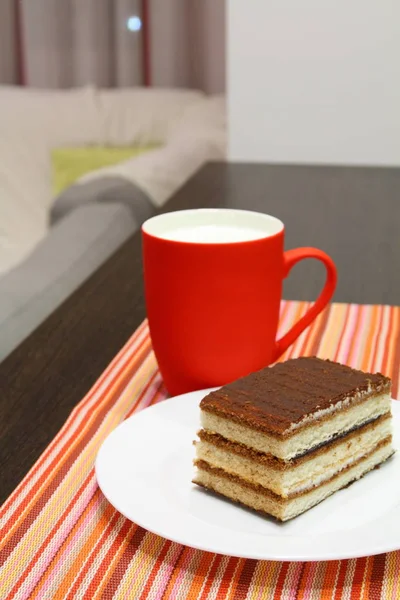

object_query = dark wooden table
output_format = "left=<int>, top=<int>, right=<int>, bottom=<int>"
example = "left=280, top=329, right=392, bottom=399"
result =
left=1, top=162, right=400, bottom=502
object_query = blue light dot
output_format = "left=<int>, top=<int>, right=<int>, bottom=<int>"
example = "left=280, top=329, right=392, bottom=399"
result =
left=127, top=16, right=142, bottom=32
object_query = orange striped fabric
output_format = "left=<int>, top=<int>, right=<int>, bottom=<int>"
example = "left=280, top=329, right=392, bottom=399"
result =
left=1, top=301, right=399, bottom=600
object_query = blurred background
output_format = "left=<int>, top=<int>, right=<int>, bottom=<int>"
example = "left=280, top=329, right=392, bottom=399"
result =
left=0, top=0, right=225, bottom=92
left=0, top=0, right=399, bottom=360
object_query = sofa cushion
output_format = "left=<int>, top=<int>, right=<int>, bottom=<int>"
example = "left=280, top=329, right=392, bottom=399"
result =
left=0, top=203, right=143, bottom=361
left=75, top=96, right=227, bottom=208
left=51, top=176, right=154, bottom=225
left=0, top=86, right=210, bottom=274
left=52, top=145, right=158, bottom=195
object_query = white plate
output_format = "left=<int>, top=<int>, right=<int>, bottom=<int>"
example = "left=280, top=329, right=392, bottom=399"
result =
left=95, top=391, right=400, bottom=561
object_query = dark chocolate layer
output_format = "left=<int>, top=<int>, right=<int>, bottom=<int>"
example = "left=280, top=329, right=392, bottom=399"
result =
left=197, top=413, right=392, bottom=469
left=200, top=357, right=391, bottom=436
left=194, top=436, right=393, bottom=500
left=194, top=446, right=394, bottom=521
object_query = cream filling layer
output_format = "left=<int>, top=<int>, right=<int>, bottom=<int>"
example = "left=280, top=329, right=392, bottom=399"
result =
left=195, top=417, right=392, bottom=496
left=200, top=393, right=392, bottom=460
left=287, top=383, right=390, bottom=430
left=193, top=442, right=394, bottom=521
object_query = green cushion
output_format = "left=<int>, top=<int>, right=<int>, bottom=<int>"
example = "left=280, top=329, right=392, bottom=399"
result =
left=52, top=146, right=156, bottom=195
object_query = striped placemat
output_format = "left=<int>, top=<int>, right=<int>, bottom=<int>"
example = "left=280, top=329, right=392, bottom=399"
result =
left=1, top=301, right=399, bottom=600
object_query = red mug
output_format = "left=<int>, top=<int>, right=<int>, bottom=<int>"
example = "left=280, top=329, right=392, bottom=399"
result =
left=142, top=209, right=337, bottom=395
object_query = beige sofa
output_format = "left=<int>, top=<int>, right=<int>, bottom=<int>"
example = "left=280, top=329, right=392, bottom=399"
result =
left=0, top=87, right=226, bottom=359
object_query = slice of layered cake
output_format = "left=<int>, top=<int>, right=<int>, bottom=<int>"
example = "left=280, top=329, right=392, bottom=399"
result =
left=193, top=357, right=394, bottom=521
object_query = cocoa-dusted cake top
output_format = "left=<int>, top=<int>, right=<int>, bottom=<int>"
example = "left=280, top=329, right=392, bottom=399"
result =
left=200, top=357, right=391, bottom=436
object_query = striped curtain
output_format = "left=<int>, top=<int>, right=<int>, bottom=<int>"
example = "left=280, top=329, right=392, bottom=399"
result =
left=148, top=0, right=226, bottom=93
left=0, top=0, right=226, bottom=92
left=0, top=0, right=20, bottom=84
left=3, top=0, right=144, bottom=88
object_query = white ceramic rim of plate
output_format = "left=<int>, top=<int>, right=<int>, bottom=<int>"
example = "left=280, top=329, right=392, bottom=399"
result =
left=95, top=391, right=400, bottom=562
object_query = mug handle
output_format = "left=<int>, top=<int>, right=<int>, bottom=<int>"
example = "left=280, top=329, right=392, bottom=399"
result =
left=273, top=247, right=337, bottom=361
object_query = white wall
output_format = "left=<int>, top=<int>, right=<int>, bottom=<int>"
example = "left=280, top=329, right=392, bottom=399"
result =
left=228, top=1, right=400, bottom=165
